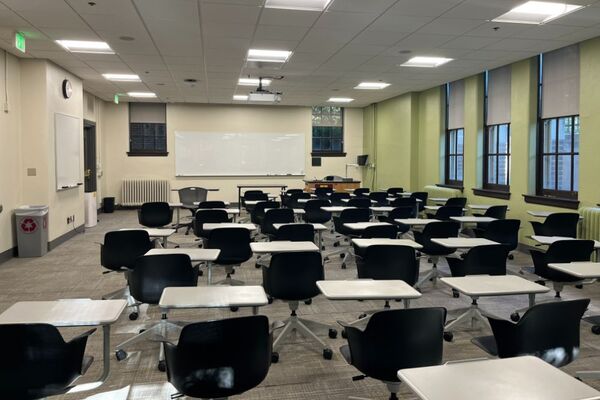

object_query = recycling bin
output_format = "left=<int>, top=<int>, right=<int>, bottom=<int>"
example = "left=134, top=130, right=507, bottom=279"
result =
left=15, top=205, right=49, bottom=257
left=103, top=197, right=115, bottom=213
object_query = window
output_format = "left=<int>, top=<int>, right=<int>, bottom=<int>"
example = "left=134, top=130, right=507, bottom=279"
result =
left=128, top=103, right=167, bottom=156
left=312, top=106, right=344, bottom=155
left=483, top=66, right=511, bottom=191
left=445, top=80, right=465, bottom=186
left=536, top=45, right=580, bottom=199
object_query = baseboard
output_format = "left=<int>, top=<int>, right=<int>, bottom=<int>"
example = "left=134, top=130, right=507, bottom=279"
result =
left=48, top=224, right=85, bottom=251
left=0, top=246, right=17, bottom=265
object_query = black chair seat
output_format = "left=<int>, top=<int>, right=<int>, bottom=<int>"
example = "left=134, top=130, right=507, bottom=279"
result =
left=471, top=335, right=498, bottom=356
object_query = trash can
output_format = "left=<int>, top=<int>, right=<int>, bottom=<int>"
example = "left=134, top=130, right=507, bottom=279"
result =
left=15, top=205, right=49, bottom=257
left=103, top=197, right=115, bottom=213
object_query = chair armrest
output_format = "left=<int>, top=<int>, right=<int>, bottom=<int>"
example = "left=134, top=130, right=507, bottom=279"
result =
left=337, top=320, right=367, bottom=332
left=68, top=328, right=97, bottom=344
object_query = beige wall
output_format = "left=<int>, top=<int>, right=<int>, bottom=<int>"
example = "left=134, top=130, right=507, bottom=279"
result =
left=101, top=103, right=364, bottom=203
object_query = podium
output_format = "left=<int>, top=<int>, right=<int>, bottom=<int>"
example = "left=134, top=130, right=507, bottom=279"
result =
left=303, top=179, right=361, bottom=192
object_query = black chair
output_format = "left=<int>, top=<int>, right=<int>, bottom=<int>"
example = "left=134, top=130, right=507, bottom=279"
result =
left=138, top=202, right=173, bottom=228
left=467, top=205, right=508, bottom=235
left=206, top=227, right=253, bottom=285
left=411, top=191, right=428, bottom=212
left=530, top=212, right=580, bottom=238
left=263, top=251, right=336, bottom=362
left=261, top=208, right=295, bottom=238
left=315, top=187, right=333, bottom=199
left=328, top=208, right=371, bottom=268
left=329, top=192, right=351, bottom=206
left=413, top=221, right=460, bottom=289
left=445, top=197, right=467, bottom=208
left=390, top=197, right=417, bottom=208
left=472, top=299, right=589, bottom=368
left=242, top=191, right=268, bottom=214
left=426, top=205, right=464, bottom=220
left=115, top=254, right=198, bottom=371
left=386, top=187, right=404, bottom=197
left=289, top=192, right=312, bottom=209
left=303, top=199, right=332, bottom=224
left=530, top=240, right=594, bottom=298
left=369, top=191, right=389, bottom=206
left=282, top=189, right=303, bottom=207
left=354, top=187, right=370, bottom=196
left=100, top=230, right=154, bottom=320
left=193, top=209, right=230, bottom=240
left=250, top=201, right=279, bottom=226
left=348, top=198, right=372, bottom=208
left=378, top=207, right=416, bottom=235
left=340, top=308, right=447, bottom=400
left=0, top=323, right=96, bottom=399
left=474, top=219, right=521, bottom=257
left=178, top=187, right=208, bottom=234
left=163, top=316, right=272, bottom=399
left=274, top=223, right=315, bottom=242
left=197, top=200, right=226, bottom=209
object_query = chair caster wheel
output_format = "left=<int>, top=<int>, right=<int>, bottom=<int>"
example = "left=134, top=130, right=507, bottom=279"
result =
left=510, top=313, right=520, bottom=322
left=268, top=296, right=274, bottom=304
left=428, top=258, right=432, bottom=263
left=322, top=246, right=326, bottom=250
left=271, top=352, right=279, bottom=363
left=329, top=328, right=338, bottom=339
left=158, top=360, right=166, bottom=372
left=323, top=348, right=333, bottom=360
left=592, top=325, right=600, bottom=335
left=508, top=254, right=514, bottom=260
left=304, top=299, right=312, bottom=305
left=452, top=289, right=460, bottom=298
left=198, top=270, right=203, bottom=276
left=443, top=332, right=453, bottom=342
left=341, top=329, right=347, bottom=339
left=358, top=313, right=368, bottom=319
left=255, top=263, right=261, bottom=269
left=129, top=312, right=139, bottom=321
left=341, top=263, right=346, bottom=269
left=230, top=306, right=239, bottom=312
left=139, top=329, right=146, bottom=333
left=324, top=256, right=330, bottom=262
left=576, top=284, right=583, bottom=289
left=115, top=349, right=127, bottom=361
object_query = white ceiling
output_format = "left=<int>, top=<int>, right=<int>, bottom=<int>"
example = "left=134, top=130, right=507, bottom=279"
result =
left=1, top=0, right=600, bottom=107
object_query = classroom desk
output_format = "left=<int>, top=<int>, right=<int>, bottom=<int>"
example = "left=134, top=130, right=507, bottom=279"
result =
left=145, top=248, right=221, bottom=284
left=394, top=218, right=439, bottom=227
left=238, top=184, right=288, bottom=208
left=273, top=223, right=328, bottom=246
left=344, top=222, right=392, bottom=232
left=120, top=228, right=175, bottom=246
left=342, top=198, right=377, bottom=204
left=431, top=237, right=498, bottom=249
left=429, top=197, right=448, bottom=204
left=397, top=356, right=600, bottom=400
left=317, top=279, right=422, bottom=309
left=250, top=241, right=319, bottom=254
left=424, top=205, right=468, bottom=212
left=169, top=202, right=233, bottom=228
left=468, top=204, right=510, bottom=211
left=201, top=223, right=257, bottom=232
left=440, top=275, right=549, bottom=331
left=351, top=238, right=422, bottom=250
left=321, top=206, right=356, bottom=216
left=0, top=299, right=127, bottom=389
left=531, top=235, right=600, bottom=258
left=450, top=216, right=496, bottom=230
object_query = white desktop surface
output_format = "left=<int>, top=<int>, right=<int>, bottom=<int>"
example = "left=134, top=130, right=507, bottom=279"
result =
left=321, top=206, right=355, bottom=212
left=273, top=223, right=328, bottom=231
left=394, top=218, right=439, bottom=226
left=265, top=208, right=305, bottom=214
left=170, top=202, right=230, bottom=207
left=398, top=356, right=600, bottom=400
left=370, top=206, right=395, bottom=212
left=342, top=198, right=377, bottom=204
left=120, top=228, right=175, bottom=238
left=145, top=248, right=220, bottom=261
left=440, top=275, right=549, bottom=297
left=196, top=208, right=240, bottom=214
left=431, top=238, right=498, bottom=248
left=317, top=280, right=421, bottom=301
left=160, top=286, right=268, bottom=309
left=202, top=223, right=257, bottom=231
left=250, top=241, right=319, bottom=254
left=531, top=235, right=600, bottom=248
left=429, top=197, right=448, bottom=203
left=450, top=216, right=496, bottom=223
left=0, top=299, right=127, bottom=326
left=527, top=210, right=554, bottom=217
left=352, top=238, right=422, bottom=249
left=344, top=222, right=392, bottom=231
left=548, top=262, right=600, bottom=279
left=468, top=204, right=509, bottom=211
left=424, top=206, right=468, bottom=211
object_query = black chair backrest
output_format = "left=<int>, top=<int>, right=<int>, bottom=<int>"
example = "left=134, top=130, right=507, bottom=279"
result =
left=315, top=187, right=333, bottom=198
left=274, top=224, right=315, bottom=242
left=197, top=201, right=226, bottom=209
left=387, top=187, right=404, bottom=196
left=303, top=199, right=332, bottom=223
left=194, top=209, right=230, bottom=237
left=129, top=254, right=197, bottom=304
left=251, top=201, right=280, bottom=224
left=445, top=197, right=467, bottom=208
left=545, top=240, right=594, bottom=265
left=484, top=205, right=508, bottom=219
left=390, top=197, right=417, bottom=208
left=0, top=323, right=89, bottom=399
left=329, top=192, right=351, bottom=206
left=539, top=213, right=580, bottom=238
left=285, top=189, right=304, bottom=196
left=354, top=188, right=370, bottom=196
left=345, top=308, right=446, bottom=382
left=434, top=205, right=464, bottom=220
left=368, top=192, right=388, bottom=205
left=139, top=202, right=172, bottom=227
left=289, top=193, right=311, bottom=208
left=489, top=299, right=589, bottom=367
left=179, top=187, right=208, bottom=204
left=358, top=245, right=419, bottom=284
left=165, top=315, right=271, bottom=399
left=482, top=219, right=520, bottom=251
left=262, top=208, right=295, bottom=235
left=101, top=230, right=153, bottom=271
left=207, top=227, right=253, bottom=265
left=348, top=198, right=371, bottom=208
left=243, top=192, right=268, bottom=202
left=416, top=222, right=460, bottom=254
left=263, top=251, right=323, bottom=301
left=461, top=244, right=509, bottom=276
left=411, top=192, right=428, bottom=211
left=361, top=224, right=398, bottom=239
left=388, top=206, right=416, bottom=220
left=337, top=208, right=371, bottom=224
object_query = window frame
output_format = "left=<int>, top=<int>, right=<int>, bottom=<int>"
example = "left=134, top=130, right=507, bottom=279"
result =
left=311, top=106, right=346, bottom=157
left=483, top=124, right=511, bottom=191
left=445, top=127, right=464, bottom=187
left=127, top=103, right=168, bottom=157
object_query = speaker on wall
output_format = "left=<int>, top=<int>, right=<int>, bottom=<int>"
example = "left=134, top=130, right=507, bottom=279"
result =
left=312, top=157, right=322, bottom=167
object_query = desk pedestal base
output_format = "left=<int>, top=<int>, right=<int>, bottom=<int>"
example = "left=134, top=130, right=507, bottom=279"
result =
left=445, top=299, right=489, bottom=331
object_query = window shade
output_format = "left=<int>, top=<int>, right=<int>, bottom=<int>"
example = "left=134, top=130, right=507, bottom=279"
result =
left=542, top=44, right=579, bottom=119
left=129, top=103, right=166, bottom=124
left=487, top=66, right=511, bottom=125
left=447, top=80, right=465, bottom=130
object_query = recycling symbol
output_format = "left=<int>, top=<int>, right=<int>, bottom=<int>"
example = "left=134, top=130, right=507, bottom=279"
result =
left=20, top=218, right=37, bottom=233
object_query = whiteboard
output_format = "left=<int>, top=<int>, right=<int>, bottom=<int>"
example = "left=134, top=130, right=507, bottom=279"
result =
left=54, top=113, right=82, bottom=190
left=175, top=131, right=306, bottom=176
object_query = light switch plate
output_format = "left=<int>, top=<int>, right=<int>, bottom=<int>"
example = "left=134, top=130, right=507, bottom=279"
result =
left=27, top=168, right=36, bottom=176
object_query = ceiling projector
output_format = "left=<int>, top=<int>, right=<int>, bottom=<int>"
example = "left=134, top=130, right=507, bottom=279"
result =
left=249, top=77, right=282, bottom=103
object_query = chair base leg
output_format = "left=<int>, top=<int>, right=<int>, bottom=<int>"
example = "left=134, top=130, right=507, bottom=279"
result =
left=415, top=259, right=445, bottom=290
left=444, top=300, right=489, bottom=331
left=273, top=315, right=332, bottom=354
left=115, top=319, right=184, bottom=367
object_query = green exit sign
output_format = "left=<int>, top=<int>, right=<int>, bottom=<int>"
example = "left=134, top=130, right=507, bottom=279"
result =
left=14, top=32, right=25, bottom=53
left=114, top=94, right=119, bottom=104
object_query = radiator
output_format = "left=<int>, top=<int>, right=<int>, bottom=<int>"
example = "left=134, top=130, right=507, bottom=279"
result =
left=580, top=207, right=600, bottom=241
left=121, top=179, right=170, bottom=206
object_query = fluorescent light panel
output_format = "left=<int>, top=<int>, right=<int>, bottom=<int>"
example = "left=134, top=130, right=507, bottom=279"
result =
left=492, top=1, right=584, bottom=24
left=400, top=56, right=453, bottom=68
left=56, top=40, right=114, bottom=54
left=247, top=49, right=292, bottom=63
left=238, top=78, right=272, bottom=86
left=127, top=92, right=156, bottom=98
left=103, top=73, right=141, bottom=82
left=264, top=0, right=332, bottom=11
left=233, top=95, right=249, bottom=101
left=355, top=82, right=390, bottom=90
left=328, top=97, right=354, bottom=103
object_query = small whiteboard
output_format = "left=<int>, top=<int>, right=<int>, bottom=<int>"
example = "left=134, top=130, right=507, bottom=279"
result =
left=54, top=113, right=82, bottom=190
left=175, top=131, right=306, bottom=176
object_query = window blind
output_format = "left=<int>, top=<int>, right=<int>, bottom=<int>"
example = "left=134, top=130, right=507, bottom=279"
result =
left=487, top=65, right=511, bottom=125
left=542, top=44, right=579, bottom=119
left=447, top=80, right=465, bottom=130
left=129, top=103, right=166, bottom=124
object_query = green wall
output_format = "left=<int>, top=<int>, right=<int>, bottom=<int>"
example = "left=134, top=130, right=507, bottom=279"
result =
left=363, top=36, right=600, bottom=244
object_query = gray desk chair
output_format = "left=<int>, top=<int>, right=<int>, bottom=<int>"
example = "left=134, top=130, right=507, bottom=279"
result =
left=178, top=187, right=208, bottom=234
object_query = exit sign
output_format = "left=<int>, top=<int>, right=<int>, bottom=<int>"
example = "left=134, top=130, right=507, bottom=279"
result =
left=14, top=32, right=25, bottom=53
left=114, top=94, right=119, bottom=104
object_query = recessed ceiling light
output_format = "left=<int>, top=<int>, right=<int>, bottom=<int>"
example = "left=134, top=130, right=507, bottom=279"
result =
left=492, top=1, right=584, bottom=25
left=102, top=73, right=141, bottom=82
left=328, top=97, right=354, bottom=103
left=56, top=40, right=114, bottom=54
left=264, top=0, right=332, bottom=11
left=400, top=56, right=453, bottom=68
left=233, top=95, right=249, bottom=101
left=354, top=82, right=390, bottom=90
left=247, top=49, right=292, bottom=63
left=238, top=78, right=272, bottom=86
left=127, top=92, right=156, bottom=98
